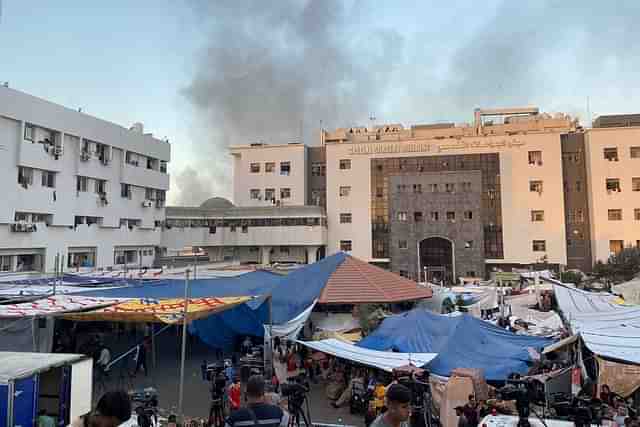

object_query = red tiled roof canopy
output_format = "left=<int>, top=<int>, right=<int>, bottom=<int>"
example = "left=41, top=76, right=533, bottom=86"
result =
left=318, top=255, right=432, bottom=304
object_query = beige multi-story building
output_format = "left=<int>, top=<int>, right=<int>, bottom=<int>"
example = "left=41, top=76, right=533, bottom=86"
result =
left=162, top=108, right=640, bottom=282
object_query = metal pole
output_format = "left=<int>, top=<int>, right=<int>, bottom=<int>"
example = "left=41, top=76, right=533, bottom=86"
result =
left=178, top=269, right=190, bottom=423
left=53, top=253, right=58, bottom=296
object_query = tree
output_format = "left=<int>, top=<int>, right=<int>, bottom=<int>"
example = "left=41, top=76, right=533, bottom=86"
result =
left=593, top=247, right=640, bottom=283
left=560, top=271, right=583, bottom=286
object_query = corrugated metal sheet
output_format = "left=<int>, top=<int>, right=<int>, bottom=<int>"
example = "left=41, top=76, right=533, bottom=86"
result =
left=319, top=256, right=432, bottom=304
left=0, top=352, right=84, bottom=383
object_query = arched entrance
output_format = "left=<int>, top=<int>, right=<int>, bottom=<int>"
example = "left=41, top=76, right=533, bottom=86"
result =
left=419, top=237, right=454, bottom=284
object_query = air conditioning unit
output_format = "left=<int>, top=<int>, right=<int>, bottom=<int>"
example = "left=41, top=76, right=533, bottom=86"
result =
left=80, top=151, right=91, bottom=161
left=142, top=200, right=152, bottom=208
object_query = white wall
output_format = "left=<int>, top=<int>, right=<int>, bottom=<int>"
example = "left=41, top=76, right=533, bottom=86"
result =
left=0, top=88, right=170, bottom=272
left=324, top=132, right=568, bottom=265
left=161, top=225, right=327, bottom=250
left=231, top=144, right=307, bottom=207
left=585, top=127, right=640, bottom=263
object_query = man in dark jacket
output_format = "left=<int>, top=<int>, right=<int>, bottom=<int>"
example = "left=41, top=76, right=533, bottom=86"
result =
left=225, top=375, right=288, bottom=427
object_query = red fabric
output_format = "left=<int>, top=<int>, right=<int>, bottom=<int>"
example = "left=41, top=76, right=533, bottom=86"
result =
left=287, top=355, right=297, bottom=372
left=229, top=383, right=241, bottom=410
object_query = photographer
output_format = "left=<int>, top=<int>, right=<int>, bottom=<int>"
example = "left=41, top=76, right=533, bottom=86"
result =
left=370, top=384, right=412, bottom=427
left=225, top=375, right=289, bottom=427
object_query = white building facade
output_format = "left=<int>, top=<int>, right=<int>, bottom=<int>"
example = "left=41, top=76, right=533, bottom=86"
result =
left=0, top=86, right=170, bottom=273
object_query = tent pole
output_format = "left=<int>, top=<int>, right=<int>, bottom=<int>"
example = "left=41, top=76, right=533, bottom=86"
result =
left=178, top=269, right=190, bottom=424
left=267, top=294, right=273, bottom=379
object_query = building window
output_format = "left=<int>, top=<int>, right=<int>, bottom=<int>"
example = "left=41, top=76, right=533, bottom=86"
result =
left=209, top=226, right=216, bottom=234
left=280, top=188, right=291, bottom=199
left=532, top=240, right=546, bottom=252
left=398, top=240, right=408, bottom=250
left=280, top=161, right=291, bottom=176
left=633, top=178, right=640, bottom=192
left=430, top=211, right=439, bottom=221
left=429, top=183, right=438, bottom=193
left=340, top=240, right=352, bottom=252
left=463, top=210, right=473, bottom=220
left=242, top=225, right=248, bottom=233
left=529, top=180, right=543, bottom=193
left=413, top=184, right=422, bottom=194
left=397, top=211, right=407, bottom=222
left=396, top=184, right=407, bottom=193
left=250, top=163, right=260, bottom=173
left=461, top=182, right=472, bottom=192
left=376, top=187, right=384, bottom=198
left=531, top=210, right=545, bottom=222
left=446, top=211, right=456, bottom=221
left=399, top=270, right=409, bottom=278
left=18, top=167, right=34, bottom=186
left=606, top=178, right=621, bottom=193
left=250, top=189, right=261, bottom=200
left=280, top=246, right=290, bottom=255
left=125, top=152, right=139, bottom=166
left=311, top=162, right=326, bottom=177
left=41, top=171, right=55, bottom=188
left=635, top=209, right=640, bottom=221
left=339, top=159, right=351, bottom=170
left=339, top=186, right=351, bottom=197
left=24, top=123, right=35, bottom=141
left=608, top=209, right=623, bottom=221
left=464, top=241, right=473, bottom=249
left=631, top=147, right=640, bottom=159
left=340, top=213, right=352, bottom=224
left=575, top=180, right=582, bottom=192
left=610, top=240, right=624, bottom=256
left=445, top=183, right=455, bottom=193
left=120, top=183, right=132, bottom=199
left=94, top=179, right=106, bottom=195
left=77, top=176, right=88, bottom=192
left=466, top=271, right=477, bottom=278
left=265, top=188, right=275, bottom=201
left=528, top=151, right=543, bottom=165
left=230, top=224, right=237, bottom=232
left=414, top=211, right=423, bottom=222
left=604, top=147, right=619, bottom=161
left=265, top=162, right=275, bottom=173
left=145, top=188, right=155, bottom=200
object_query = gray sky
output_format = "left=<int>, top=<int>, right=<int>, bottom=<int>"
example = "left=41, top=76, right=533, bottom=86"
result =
left=2, top=1, right=640, bottom=205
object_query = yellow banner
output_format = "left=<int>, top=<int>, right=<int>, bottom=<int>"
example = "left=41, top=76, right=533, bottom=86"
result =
left=64, top=296, right=252, bottom=324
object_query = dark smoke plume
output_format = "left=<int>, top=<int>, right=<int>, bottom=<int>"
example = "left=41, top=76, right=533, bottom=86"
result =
left=176, top=0, right=640, bottom=204
left=176, top=0, right=402, bottom=204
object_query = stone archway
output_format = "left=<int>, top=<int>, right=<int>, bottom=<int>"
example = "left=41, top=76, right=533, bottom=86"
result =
left=419, top=237, right=454, bottom=284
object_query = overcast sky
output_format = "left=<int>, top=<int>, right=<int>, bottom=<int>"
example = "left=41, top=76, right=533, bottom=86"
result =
left=2, top=1, right=640, bottom=205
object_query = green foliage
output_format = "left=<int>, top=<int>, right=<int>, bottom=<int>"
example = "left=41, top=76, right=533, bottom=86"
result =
left=560, top=271, right=583, bottom=285
left=593, top=247, right=640, bottom=283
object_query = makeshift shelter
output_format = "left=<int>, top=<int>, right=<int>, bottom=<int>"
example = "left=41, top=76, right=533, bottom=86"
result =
left=553, top=283, right=640, bottom=365
left=357, top=309, right=552, bottom=381
left=613, top=276, right=640, bottom=305
left=297, top=338, right=437, bottom=372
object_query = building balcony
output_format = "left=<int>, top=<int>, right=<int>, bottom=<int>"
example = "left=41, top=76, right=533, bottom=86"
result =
left=18, top=141, right=64, bottom=172
left=122, top=163, right=170, bottom=191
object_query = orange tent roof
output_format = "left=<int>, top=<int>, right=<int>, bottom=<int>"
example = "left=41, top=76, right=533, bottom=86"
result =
left=318, top=255, right=432, bottom=304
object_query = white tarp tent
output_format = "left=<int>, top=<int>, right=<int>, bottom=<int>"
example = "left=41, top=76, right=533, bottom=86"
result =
left=297, top=338, right=437, bottom=372
left=553, top=283, right=640, bottom=364
left=613, top=277, right=640, bottom=305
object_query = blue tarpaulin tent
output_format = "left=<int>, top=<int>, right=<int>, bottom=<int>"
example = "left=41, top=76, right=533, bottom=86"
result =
left=75, top=254, right=349, bottom=349
left=357, top=309, right=552, bottom=381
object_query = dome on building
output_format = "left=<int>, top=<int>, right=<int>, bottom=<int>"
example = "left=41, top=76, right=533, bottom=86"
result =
left=200, top=197, right=234, bottom=209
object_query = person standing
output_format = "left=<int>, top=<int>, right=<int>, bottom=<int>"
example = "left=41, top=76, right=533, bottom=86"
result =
left=463, top=394, right=479, bottom=426
left=225, top=375, right=289, bottom=427
left=369, top=384, right=412, bottom=427
left=134, top=338, right=149, bottom=377
left=454, top=406, right=470, bottom=427
left=37, top=409, right=55, bottom=427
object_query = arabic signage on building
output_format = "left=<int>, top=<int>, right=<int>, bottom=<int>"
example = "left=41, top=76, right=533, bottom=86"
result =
left=348, top=138, right=525, bottom=155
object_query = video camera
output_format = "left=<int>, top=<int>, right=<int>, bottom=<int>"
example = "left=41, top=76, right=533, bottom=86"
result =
left=201, top=361, right=227, bottom=400
left=281, top=374, right=310, bottom=407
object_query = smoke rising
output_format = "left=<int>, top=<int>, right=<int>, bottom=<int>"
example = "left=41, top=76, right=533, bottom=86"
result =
left=175, top=0, right=640, bottom=204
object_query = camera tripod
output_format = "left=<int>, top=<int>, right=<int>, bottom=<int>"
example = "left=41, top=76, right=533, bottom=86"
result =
left=288, top=395, right=312, bottom=427
left=208, top=397, right=225, bottom=427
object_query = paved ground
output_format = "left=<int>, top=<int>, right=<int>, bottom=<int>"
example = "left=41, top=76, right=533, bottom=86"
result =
left=93, top=327, right=364, bottom=426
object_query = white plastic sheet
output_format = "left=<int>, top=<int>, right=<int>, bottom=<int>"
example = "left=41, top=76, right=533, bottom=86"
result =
left=296, top=338, right=437, bottom=372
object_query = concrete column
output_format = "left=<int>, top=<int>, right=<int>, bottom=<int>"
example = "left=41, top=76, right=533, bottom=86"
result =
left=306, top=246, right=319, bottom=264
left=261, top=246, right=272, bottom=266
